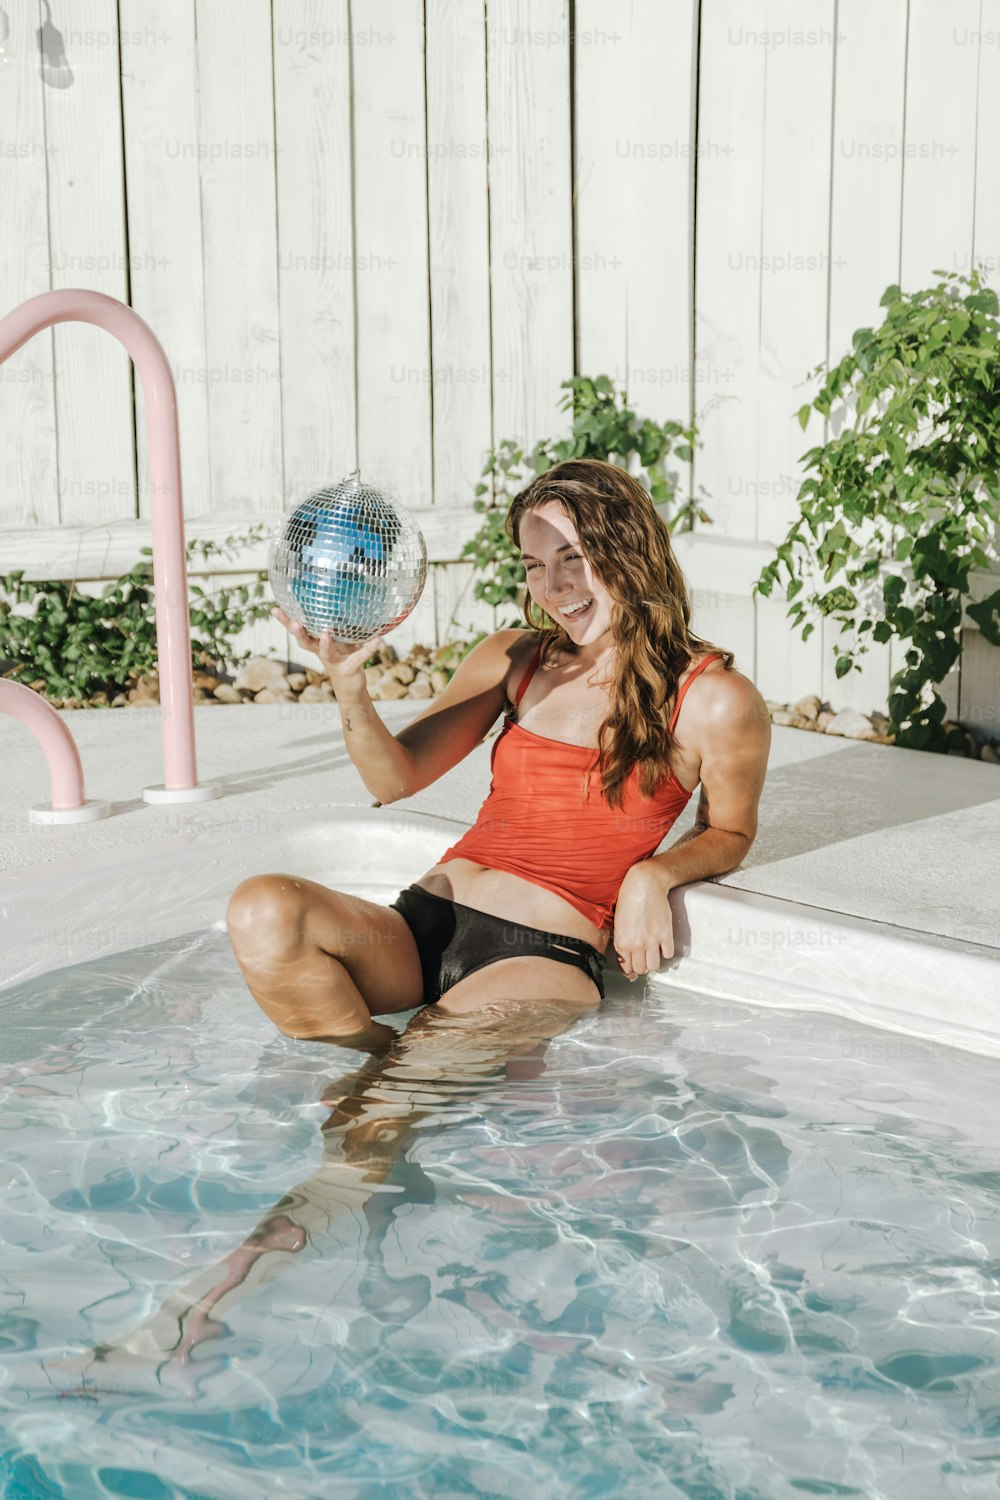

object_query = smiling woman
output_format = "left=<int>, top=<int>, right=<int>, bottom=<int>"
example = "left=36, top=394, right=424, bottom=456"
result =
left=227, top=457, right=771, bottom=1049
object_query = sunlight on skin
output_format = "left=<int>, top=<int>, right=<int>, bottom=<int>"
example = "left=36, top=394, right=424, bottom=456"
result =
left=43, top=993, right=596, bottom=1398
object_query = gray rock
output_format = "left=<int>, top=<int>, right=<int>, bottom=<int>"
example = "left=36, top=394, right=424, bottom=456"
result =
left=792, top=694, right=821, bottom=721
left=770, top=710, right=812, bottom=728
left=235, top=656, right=288, bottom=692
left=824, top=708, right=880, bottom=740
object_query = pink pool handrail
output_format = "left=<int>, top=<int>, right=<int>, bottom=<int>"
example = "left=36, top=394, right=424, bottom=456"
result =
left=0, top=288, right=201, bottom=796
left=1, top=678, right=88, bottom=809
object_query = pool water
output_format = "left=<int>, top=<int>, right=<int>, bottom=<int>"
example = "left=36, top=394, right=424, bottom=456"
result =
left=1, top=929, right=999, bottom=1500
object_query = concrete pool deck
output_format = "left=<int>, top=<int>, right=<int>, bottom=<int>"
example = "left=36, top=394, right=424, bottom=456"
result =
left=2, top=698, right=999, bottom=1046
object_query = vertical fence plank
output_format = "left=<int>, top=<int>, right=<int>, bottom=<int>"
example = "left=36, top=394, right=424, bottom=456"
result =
left=272, top=0, right=357, bottom=511
left=962, top=0, right=1000, bottom=739
left=575, top=0, right=697, bottom=501
left=351, top=0, right=432, bottom=509
left=751, top=0, right=835, bottom=705
left=820, top=0, right=907, bottom=716
left=0, top=1, right=55, bottom=529
left=194, top=0, right=282, bottom=518
left=690, top=2, right=770, bottom=672
left=898, top=0, right=982, bottom=724
left=44, top=0, right=133, bottom=528
left=432, top=560, right=488, bottom=648
left=120, top=0, right=209, bottom=533
left=425, top=0, right=493, bottom=514
left=486, top=0, right=574, bottom=453
left=692, top=0, right=767, bottom=549
left=350, top=0, right=434, bottom=658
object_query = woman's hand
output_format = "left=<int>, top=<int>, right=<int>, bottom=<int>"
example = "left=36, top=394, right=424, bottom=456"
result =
left=271, top=605, right=386, bottom=703
left=611, top=864, right=676, bottom=983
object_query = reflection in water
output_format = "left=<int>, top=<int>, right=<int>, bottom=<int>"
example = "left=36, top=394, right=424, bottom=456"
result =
left=45, top=993, right=606, bottom=1395
left=1, top=933, right=999, bottom=1498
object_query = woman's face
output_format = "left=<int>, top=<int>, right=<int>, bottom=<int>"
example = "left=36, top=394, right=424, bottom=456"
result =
left=518, top=502, right=616, bottom=648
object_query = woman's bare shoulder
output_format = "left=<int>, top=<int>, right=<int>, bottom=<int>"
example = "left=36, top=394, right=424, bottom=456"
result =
left=493, top=629, right=542, bottom=702
left=686, top=654, right=769, bottom=728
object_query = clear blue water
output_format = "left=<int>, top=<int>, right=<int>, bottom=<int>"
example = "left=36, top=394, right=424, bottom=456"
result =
left=1, top=928, right=999, bottom=1500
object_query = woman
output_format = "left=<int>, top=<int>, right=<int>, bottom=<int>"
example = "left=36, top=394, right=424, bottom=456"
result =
left=51, top=460, right=772, bottom=1392
left=228, top=458, right=771, bottom=1049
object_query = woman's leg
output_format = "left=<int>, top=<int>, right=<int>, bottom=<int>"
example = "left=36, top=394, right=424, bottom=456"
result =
left=226, top=874, right=427, bottom=1051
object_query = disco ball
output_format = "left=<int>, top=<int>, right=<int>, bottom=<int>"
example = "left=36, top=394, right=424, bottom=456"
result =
left=267, top=471, right=427, bottom=644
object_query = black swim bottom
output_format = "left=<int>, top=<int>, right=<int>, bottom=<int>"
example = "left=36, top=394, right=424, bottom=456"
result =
left=388, top=883, right=607, bottom=1006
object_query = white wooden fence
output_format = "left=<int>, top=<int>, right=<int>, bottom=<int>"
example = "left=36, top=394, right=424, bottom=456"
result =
left=2, top=0, right=999, bottom=732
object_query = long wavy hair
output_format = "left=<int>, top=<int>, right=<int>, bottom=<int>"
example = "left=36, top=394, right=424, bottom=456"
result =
left=505, top=458, right=736, bottom=811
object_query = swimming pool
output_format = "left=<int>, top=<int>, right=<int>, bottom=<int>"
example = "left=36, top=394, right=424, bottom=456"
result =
left=2, top=924, right=1000, bottom=1499
left=2, top=811, right=999, bottom=1498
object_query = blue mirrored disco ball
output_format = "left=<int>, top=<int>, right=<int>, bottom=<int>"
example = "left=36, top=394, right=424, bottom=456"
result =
left=267, top=472, right=427, bottom=644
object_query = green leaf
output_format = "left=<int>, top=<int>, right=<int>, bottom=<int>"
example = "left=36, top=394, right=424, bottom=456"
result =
left=797, top=403, right=812, bottom=432
left=966, top=587, right=1000, bottom=645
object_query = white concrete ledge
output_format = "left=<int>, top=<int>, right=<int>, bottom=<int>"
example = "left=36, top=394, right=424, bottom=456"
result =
left=652, top=882, right=1000, bottom=1060
left=3, top=807, right=997, bottom=1059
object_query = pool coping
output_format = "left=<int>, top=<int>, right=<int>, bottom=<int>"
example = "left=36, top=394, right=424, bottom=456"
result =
left=3, top=805, right=998, bottom=1059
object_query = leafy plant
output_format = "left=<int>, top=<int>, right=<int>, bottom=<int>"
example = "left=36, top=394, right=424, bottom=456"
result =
left=456, top=374, right=710, bottom=632
left=0, top=524, right=276, bottom=703
left=754, top=267, right=1000, bottom=752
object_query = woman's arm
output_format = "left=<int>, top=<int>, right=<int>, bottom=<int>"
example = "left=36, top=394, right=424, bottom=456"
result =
left=612, top=670, right=771, bottom=978
left=645, top=667, right=771, bottom=889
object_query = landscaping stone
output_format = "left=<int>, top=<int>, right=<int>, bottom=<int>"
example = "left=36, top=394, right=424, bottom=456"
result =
left=770, top=710, right=813, bottom=729
left=213, top=684, right=242, bottom=704
left=823, top=708, right=881, bottom=740
left=127, top=673, right=160, bottom=706
left=372, top=676, right=409, bottom=702
left=286, top=672, right=308, bottom=692
left=253, top=686, right=293, bottom=704
left=234, top=657, right=288, bottom=692
left=981, top=744, right=1000, bottom=764
left=299, top=684, right=334, bottom=703
left=792, top=694, right=821, bottom=721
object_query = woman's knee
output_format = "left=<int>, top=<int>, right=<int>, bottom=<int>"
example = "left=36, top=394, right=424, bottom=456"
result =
left=227, top=874, right=312, bottom=955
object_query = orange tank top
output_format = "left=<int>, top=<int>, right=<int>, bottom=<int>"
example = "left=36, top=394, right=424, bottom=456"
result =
left=436, top=642, right=723, bottom=932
